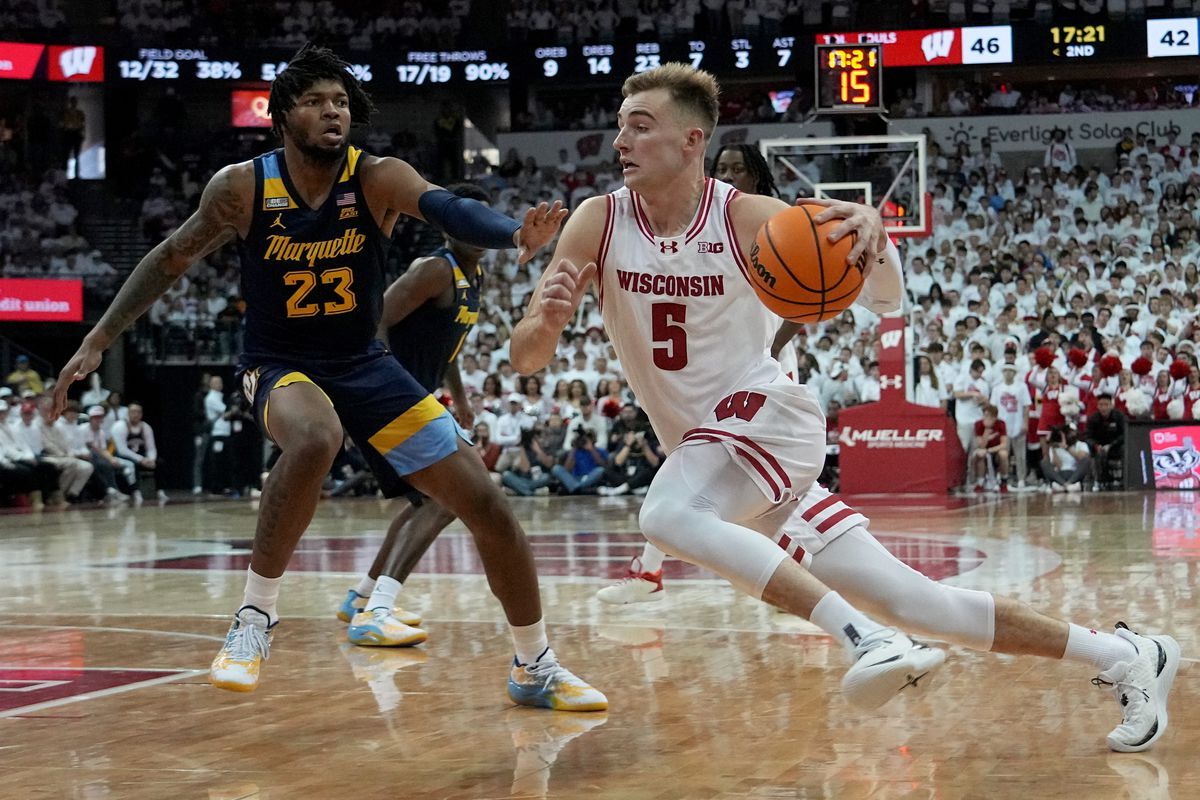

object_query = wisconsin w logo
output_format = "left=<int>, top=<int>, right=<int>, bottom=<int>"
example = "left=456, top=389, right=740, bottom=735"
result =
left=880, top=330, right=903, bottom=349
left=59, top=46, right=98, bottom=78
left=714, top=391, right=767, bottom=423
left=921, top=30, right=954, bottom=61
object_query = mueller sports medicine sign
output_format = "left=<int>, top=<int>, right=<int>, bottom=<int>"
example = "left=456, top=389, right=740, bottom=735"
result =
left=0, top=279, right=83, bottom=321
left=891, top=108, right=1200, bottom=153
left=839, top=427, right=946, bottom=450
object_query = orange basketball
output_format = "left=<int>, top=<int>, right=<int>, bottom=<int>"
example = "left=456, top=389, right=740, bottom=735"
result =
left=747, top=204, right=866, bottom=323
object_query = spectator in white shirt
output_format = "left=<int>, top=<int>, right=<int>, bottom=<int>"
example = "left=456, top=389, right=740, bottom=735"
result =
left=990, top=364, right=1031, bottom=485
left=112, top=402, right=165, bottom=502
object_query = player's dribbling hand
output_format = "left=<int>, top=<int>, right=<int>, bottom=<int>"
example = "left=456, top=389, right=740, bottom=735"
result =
left=50, top=342, right=103, bottom=421
left=536, top=258, right=596, bottom=330
left=514, top=200, right=569, bottom=264
left=802, top=197, right=889, bottom=270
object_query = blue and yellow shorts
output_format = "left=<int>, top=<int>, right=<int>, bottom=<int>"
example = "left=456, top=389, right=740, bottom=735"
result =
left=238, top=343, right=466, bottom=499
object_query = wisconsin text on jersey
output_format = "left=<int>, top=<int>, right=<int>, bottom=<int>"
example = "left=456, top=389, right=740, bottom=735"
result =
left=263, top=228, right=367, bottom=267
left=615, top=270, right=725, bottom=297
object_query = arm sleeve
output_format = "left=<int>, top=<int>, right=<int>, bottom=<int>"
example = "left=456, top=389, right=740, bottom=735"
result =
left=418, top=189, right=521, bottom=250
left=856, top=238, right=904, bottom=314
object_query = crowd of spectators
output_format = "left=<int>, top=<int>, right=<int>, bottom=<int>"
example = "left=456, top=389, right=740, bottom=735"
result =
left=891, top=79, right=1200, bottom=120
left=108, top=1, right=1197, bottom=50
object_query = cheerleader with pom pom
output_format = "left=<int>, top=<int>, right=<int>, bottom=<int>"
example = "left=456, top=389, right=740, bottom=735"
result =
left=1152, top=371, right=1174, bottom=420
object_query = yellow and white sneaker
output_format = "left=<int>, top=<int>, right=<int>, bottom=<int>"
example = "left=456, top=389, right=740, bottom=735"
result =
left=336, top=588, right=422, bottom=627
left=209, top=606, right=275, bottom=692
left=507, top=648, right=608, bottom=711
left=347, top=608, right=428, bottom=647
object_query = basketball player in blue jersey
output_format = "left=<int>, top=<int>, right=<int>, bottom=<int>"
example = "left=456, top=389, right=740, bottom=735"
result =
left=334, top=182, right=493, bottom=645
left=51, top=45, right=605, bottom=711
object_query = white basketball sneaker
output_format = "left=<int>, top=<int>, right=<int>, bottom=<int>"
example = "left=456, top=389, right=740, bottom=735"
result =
left=1093, top=622, right=1181, bottom=752
left=841, top=626, right=946, bottom=710
left=596, top=557, right=664, bottom=605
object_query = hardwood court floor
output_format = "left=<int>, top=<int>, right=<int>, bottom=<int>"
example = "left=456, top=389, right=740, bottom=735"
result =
left=0, top=491, right=1196, bottom=799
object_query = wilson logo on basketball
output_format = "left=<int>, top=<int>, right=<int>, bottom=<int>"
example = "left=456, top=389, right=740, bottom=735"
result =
left=659, top=240, right=679, bottom=255
left=696, top=241, right=724, bottom=253
left=748, top=241, right=777, bottom=289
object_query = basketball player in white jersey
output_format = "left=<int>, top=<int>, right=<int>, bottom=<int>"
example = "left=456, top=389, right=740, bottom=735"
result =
left=512, top=64, right=1180, bottom=748
left=596, top=141, right=801, bottom=605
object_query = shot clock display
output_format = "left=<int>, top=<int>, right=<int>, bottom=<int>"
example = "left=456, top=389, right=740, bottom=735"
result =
left=815, top=43, right=884, bottom=113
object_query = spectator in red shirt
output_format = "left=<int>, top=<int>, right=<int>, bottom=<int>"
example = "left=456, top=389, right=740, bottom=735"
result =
left=971, top=404, right=1010, bottom=493
left=472, top=422, right=501, bottom=473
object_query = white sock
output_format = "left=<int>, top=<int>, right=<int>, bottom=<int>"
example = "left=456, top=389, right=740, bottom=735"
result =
left=354, top=576, right=377, bottom=598
left=810, top=591, right=883, bottom=655
left=1063, top=624, right=1137, bottom=671
left=366, top=576, right=402, bottom=613
left=639, top=543, right=665, bottom=573
left=510, top=618, right=549, bottom=665
left=241, top=567, right=283, bottom=625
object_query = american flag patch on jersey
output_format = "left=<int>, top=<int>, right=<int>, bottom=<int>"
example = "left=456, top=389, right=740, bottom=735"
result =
left=336, top=192, right=356, bottom=206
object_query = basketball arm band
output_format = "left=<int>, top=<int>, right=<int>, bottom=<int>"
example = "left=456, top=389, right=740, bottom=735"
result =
left=417, top=189, right=521, bottom=250
left=858, top=238, right=904, bottom=314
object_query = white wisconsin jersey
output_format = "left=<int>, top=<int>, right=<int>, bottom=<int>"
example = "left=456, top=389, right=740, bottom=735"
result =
left=597, top=178, right=781, bottom=450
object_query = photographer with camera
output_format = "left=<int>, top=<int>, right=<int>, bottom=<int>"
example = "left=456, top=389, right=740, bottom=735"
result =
left=552, top=427, right=610, bottom=495
left=1040, top=425, right=1093, bottom=492
left=500, top=424, right=558, bottom=497
left=598, top=425, right=663, bottom=497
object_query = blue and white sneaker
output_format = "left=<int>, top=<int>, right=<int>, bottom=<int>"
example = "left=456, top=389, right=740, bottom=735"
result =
left=507, top=648, right=608, bottom=712
left=336, top=589, right=422, bottom=626
left=347, top=608, right=427, bottom=647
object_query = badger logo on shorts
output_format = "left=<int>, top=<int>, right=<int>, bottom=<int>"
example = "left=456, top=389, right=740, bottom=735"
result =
left=242, top=368, right=260, bottom=404
left=749, top=241, right=777, bottom=289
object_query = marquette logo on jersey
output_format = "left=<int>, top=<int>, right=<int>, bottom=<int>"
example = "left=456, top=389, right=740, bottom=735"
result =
left=697, top=241, right=724, bottom=253
left=748, top=241, right=777, bottom=289
left=615, top=269, right=724, bottom=297
left=264, top=228, right=366, bottom=267
left=455, top=306, right=480, bottom=325
left=921, top=30, right=954, bottom=62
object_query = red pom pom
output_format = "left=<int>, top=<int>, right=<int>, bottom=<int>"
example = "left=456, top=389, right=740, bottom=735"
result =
left=1132, top=356, right=1153, bottom=376
left=1099, top=355, right=1122, bottom=377
left=1034, top=346, right=1055, bottom=368
left=1170, top=359, right=1191, bottom=380
left=1067, top=348, right=1088, bottom=368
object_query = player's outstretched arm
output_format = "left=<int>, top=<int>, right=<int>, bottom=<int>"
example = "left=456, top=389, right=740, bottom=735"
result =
left=361, top=155, right=567, bottom=263
left=51, top=164, right=250, bottom=418
left=510, top=196, right=607, bottom=375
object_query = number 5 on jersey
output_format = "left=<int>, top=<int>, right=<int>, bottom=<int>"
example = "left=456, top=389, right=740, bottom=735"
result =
left=652, top=302, right=687, bottom=370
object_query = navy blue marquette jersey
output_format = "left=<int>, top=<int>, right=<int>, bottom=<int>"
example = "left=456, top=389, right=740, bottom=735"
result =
left=234, top=146, right=465, bottom=494
left=238, top=146, right=386, bottom=361
left=387, top=246, right=481, bottom=393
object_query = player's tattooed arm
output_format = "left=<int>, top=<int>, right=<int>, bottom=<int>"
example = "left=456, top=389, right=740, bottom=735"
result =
left=51, top=164, right=250, bottom=417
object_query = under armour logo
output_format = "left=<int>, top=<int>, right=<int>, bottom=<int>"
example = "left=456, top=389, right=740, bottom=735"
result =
left=880, top=375, right=903, bottom=389
left=659, top=240, right=679, bottom=255
left=880, top=330, right=903, bottom=349
left=270, top=214, right=286, bottom=230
